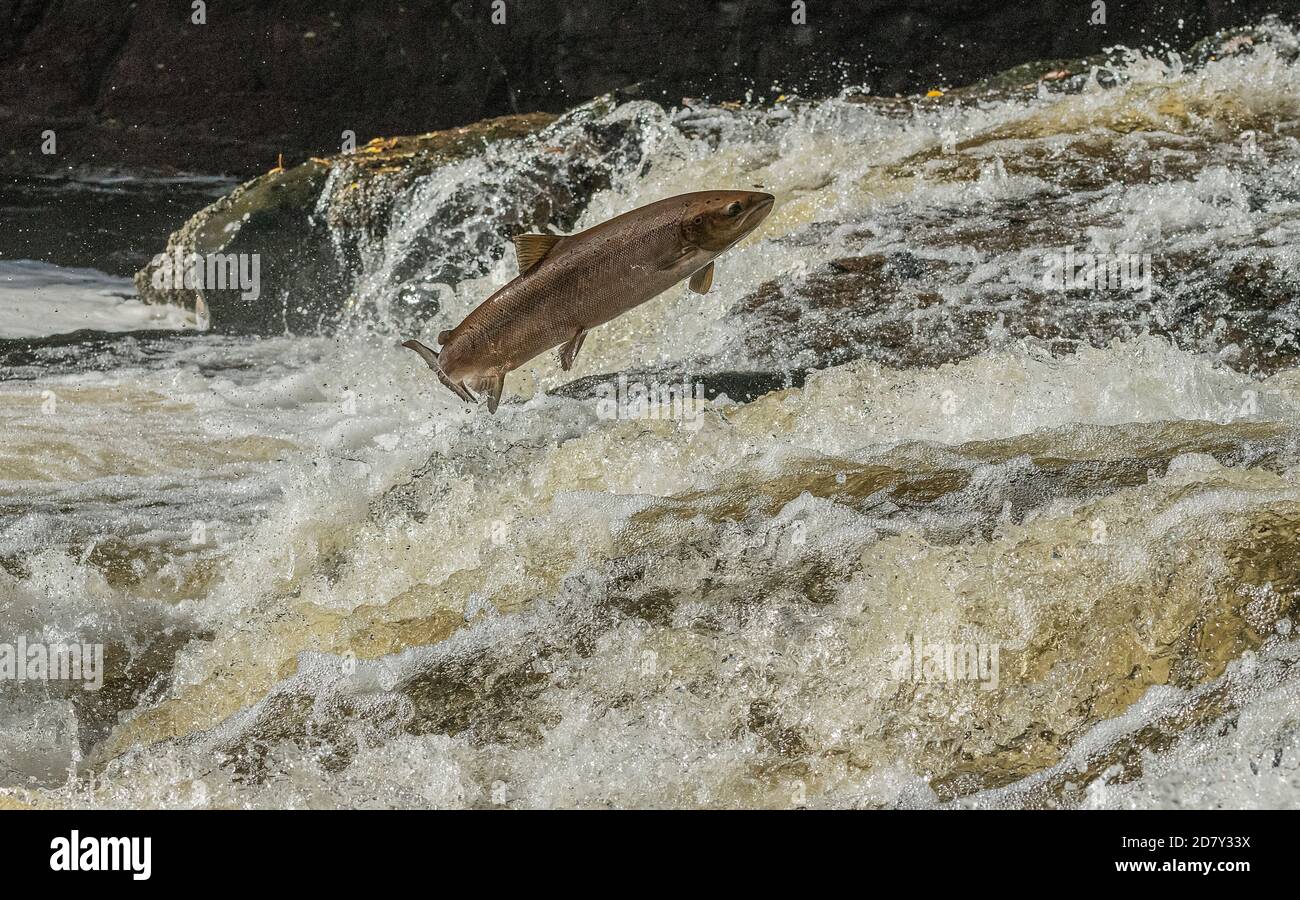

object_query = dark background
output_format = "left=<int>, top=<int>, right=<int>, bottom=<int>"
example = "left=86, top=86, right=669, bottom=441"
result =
left=0, top=0, right=1293, bottom=176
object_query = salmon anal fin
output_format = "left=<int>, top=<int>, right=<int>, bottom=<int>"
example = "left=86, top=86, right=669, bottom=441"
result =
left=559, top=328, right=587, bottom=371
left=513, top=233, right=564, bottom=275
left=401, top=339, right=474, bottom=404
left=689, top=262, right=715, bottom=294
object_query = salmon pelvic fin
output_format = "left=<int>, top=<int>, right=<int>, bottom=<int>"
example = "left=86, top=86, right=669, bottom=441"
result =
left=401, top=339, right=475, bottom=404
left=559, top=327, right=587, bottom=371
left=466, top=372, right=506, bottom=415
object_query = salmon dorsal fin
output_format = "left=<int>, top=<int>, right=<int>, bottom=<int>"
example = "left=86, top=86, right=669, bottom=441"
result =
left=513, top=233, right=564, bottom=275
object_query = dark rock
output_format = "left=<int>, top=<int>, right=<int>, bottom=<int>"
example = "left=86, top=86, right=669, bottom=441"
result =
left=132, top=158, right=347, bottom=335
left=1, top=0, right=1294, bottom=177
left=131, top=97, right=658, bottom=333
left=0, top=329, right=199, bottom=380
left=721, top=239, right=1300, bottom=379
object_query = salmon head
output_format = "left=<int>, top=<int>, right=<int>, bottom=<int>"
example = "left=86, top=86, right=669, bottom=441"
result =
left=679, top=190, right=775, bottom=252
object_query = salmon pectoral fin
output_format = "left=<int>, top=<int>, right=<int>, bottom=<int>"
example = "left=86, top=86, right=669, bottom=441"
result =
left=401, top=339, right=475, bottom=404
left=513, top=233, right=565, bottom=275
left=657, top=246, right=695, bottom=272
left=689, top=261, right=715, bottom=294
left=559, top=328, right=587, bottom=372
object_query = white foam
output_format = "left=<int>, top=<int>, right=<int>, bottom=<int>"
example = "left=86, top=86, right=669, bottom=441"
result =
left=0, top=260, right=199, bottom=339
left=6, top=24, right=1300, bottom=809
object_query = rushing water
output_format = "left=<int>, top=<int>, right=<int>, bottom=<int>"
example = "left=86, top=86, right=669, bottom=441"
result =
left=3, top=23, right=1300, bottom=808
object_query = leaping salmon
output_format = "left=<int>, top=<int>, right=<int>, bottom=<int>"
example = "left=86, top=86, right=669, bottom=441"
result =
left=402, top=190, right=775, bottom=413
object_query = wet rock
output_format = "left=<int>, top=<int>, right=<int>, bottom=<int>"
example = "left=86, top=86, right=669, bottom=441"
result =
left=1157, top=254, right=1300, bottom=374
left=132, top=97, right=659, bottom=334
left=722, top=220, right=1300, bottom=379
left=132, top=157, right=347, bottom=335
left=729, top=252, right=971, bottom=372
left=1186, top=18, right=1300, bottom=68
left=5, top=1, right=1291, bottom=177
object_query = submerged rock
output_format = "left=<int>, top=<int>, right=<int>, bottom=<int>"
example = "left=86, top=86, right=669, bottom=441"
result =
left=80, top=417, right=1300, bottom=806
left=718, top=246, right=1300, bottom=378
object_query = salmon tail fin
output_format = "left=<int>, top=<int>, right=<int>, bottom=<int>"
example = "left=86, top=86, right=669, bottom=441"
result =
left=401, top=339, right=475, bottom=404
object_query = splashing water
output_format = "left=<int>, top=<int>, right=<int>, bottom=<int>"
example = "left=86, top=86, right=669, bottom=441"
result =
left=3, top=23, right=1300, bottom=809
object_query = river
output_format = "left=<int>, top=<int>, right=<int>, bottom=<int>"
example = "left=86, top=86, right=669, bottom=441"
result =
left=2, top=22, right=1299, bottom=808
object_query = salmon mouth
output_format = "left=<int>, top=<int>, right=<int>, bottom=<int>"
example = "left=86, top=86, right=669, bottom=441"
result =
left=743, top=194, right=775, bottom=230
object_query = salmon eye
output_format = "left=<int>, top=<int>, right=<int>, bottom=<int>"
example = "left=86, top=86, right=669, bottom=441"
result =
left=726, top=202, right=742, bottom=216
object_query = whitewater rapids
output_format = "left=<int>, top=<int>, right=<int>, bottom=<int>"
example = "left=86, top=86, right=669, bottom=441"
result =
left=2, top=22, right=1300, bottom=808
